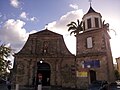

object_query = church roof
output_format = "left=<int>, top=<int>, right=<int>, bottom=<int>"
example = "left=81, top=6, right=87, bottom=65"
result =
left=31, top=28, right=62, bottom=37
left=15, top=28, right=74, bottom=57
left=86, top=6, right=97, bottom=14
left=83, top=6, right=101, bottom=18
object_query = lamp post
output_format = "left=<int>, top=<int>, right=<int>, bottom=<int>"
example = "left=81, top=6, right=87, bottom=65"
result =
left=40, top=60, right=43, bottom=63
left=40, top=58, right=44, bottom=63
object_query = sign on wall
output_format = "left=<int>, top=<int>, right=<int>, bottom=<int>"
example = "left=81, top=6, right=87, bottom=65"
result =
left=76, top=71, right=88, bottom=77
left=83, top=60, right=100, bottom=68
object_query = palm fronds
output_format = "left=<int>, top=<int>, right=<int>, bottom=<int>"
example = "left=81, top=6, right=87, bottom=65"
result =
left=67, top=19, right=83, bottom=36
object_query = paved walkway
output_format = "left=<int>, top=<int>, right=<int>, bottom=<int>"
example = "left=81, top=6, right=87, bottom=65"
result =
left=0, top=84, right=8, bottom=90
left=0, top=84, right=86, bottom=90
left=11, top=86, right=86, bottom=90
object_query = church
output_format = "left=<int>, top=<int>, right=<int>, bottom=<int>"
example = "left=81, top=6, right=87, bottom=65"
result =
left=12, top=4, right=115, bottom=89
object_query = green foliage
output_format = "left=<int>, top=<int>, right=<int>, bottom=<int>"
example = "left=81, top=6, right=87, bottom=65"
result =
left=67, top=19, right=83, bottom=36
left=61, top=64, right=76, bottom=83
left=0, top=44, right=12, bottom=77
left=114, top=70, right=120, bottom=80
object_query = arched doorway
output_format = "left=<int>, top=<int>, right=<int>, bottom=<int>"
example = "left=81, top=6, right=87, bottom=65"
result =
left=89, top=70, right=96, bottom=83
left=36, top=62, right=51, bottom=86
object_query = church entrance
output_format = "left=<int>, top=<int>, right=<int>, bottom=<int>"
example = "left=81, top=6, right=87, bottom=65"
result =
left=36, top=62, right=51, bottom=86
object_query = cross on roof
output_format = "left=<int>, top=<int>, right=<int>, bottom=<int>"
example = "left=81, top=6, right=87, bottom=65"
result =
left=45, top=24, right=48, bottom=29
left=89, top=0, right=92, bottom=6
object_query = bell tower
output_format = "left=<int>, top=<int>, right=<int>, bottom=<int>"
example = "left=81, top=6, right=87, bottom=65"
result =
left=82, top=6, right=102, bottom=31
left=76, top=4, right=115, bottom=88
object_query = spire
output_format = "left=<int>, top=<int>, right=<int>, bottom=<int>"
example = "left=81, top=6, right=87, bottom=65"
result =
left=87, top=0, right=97, bottom=14
left=87, top=6, right=96, bottom=14
left=89, top=0, right=92, bottom=7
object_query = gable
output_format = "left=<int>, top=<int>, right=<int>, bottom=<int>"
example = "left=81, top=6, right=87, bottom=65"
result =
left=31, top=29, right=62, bottom=37
left=15, top=29, right=74, bottom=57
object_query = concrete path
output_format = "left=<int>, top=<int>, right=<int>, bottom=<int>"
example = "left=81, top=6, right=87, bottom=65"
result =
left=0, top=84, right=8, bottom=90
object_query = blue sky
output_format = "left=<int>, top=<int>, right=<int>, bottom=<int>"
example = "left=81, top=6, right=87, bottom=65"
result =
left=0, top=0, right=120, bottom=63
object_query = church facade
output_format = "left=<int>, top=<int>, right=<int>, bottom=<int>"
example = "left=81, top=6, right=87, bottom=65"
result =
left=12, top=6, right=115, bottom=89
left=12, top=29, right=76, bottom=88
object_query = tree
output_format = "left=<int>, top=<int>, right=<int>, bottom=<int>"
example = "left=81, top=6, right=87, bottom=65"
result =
left=103, top=20, right=117, bottom=35
left=114, top=70, right=120, bottom=80
left=102, top=20, right=110, bottom=32
left=67, top=19, right=83, bottom=36
left=0, top=44, right=12, bottom=77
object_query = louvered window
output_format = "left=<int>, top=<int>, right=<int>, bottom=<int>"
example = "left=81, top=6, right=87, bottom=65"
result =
left=95, top=18, right=99, bottom=28
left=87, top=18, right=91, bottom=29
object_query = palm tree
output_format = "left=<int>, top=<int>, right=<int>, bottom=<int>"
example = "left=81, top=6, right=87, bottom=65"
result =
left=103, top=20, right=117, bottom=35
left=102, top=20, right=109, bottom=30
left=67, top=19, right=83, bottom=36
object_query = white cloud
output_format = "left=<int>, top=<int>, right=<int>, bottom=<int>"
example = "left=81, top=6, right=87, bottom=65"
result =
left=47, top=9, right=83, bottom=54
left=10, top=0, right=20, bottom=8
left=30, top=17, right=37, bottom=22
left=20, top=12, right=38, bottom=22
left=48, top=9, right=83, bottom=35
left=0, top=18, right=38, bottom=53
left=0, top=19, right=28, bottom=52
left=69, top=4, right=79, bottom=10
left=29, top=30, right=37, bottom=34
left=0, top=9, right=83, bottom=55
left=20, top=12, right=28, bottom=19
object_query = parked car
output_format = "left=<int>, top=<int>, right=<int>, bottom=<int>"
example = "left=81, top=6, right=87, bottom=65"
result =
left=88, top=80, right=108, bottom=90
left=109, top=82, right=120, bottom=90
